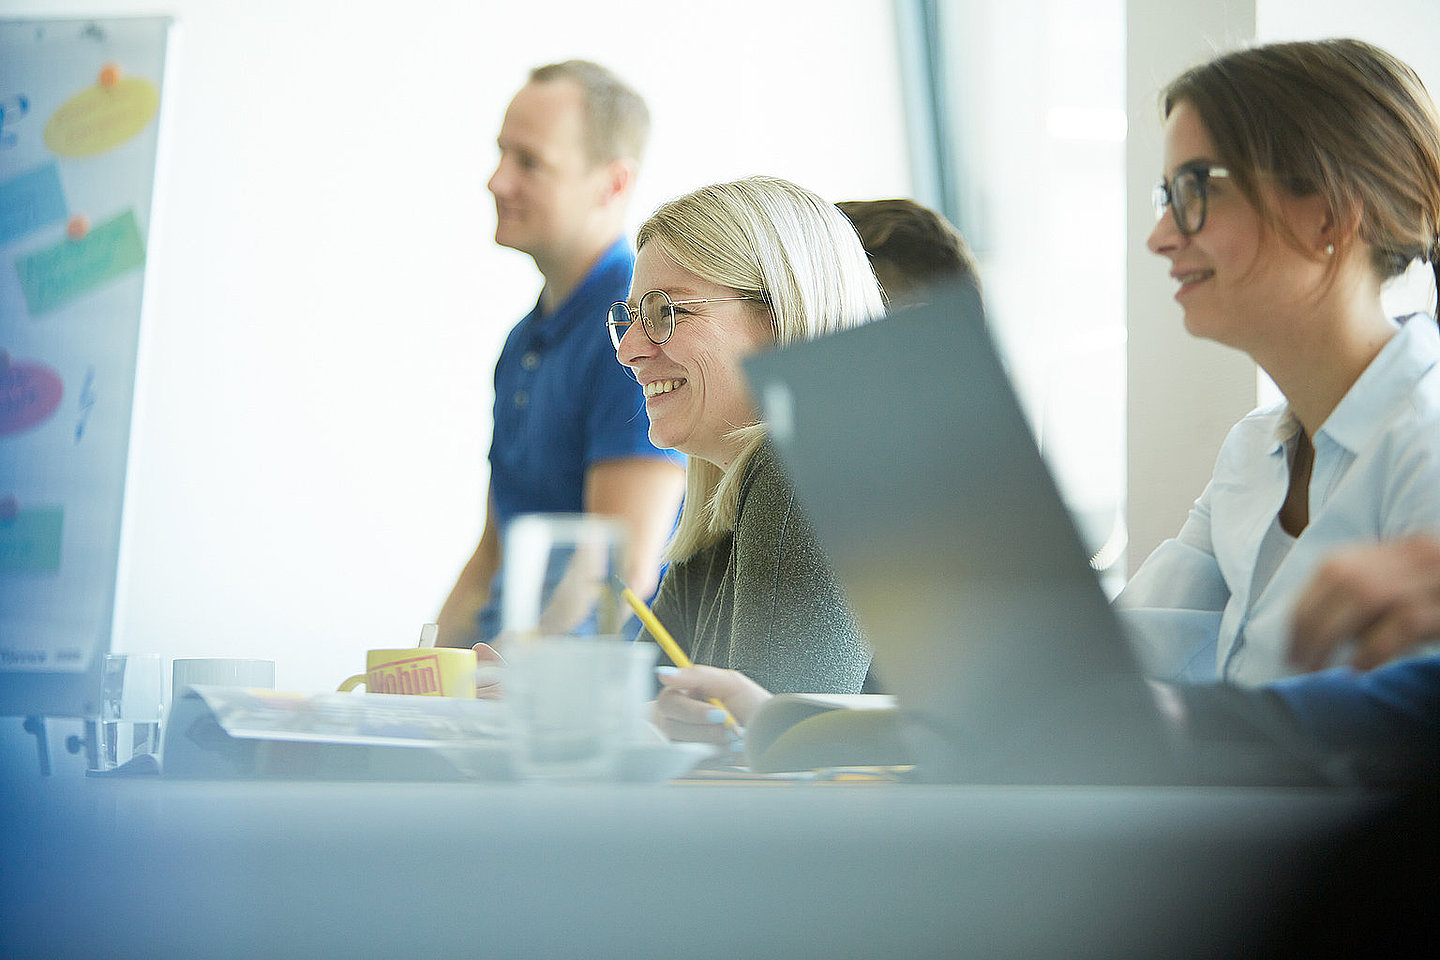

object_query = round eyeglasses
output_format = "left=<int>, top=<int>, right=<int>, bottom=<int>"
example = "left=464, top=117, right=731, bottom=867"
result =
left=607, top=290, right=765, bottom=351
left=1152, top=163, right=1229, bottom=237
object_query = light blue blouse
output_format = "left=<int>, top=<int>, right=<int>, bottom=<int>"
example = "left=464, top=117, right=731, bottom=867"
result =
left=1118, top=315, right=1440, bottom=687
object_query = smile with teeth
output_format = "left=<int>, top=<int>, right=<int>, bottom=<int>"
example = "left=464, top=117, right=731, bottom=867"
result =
left=644, top=378, right=686, bottom=398
left=1176, top=269, right=1215, bottom=286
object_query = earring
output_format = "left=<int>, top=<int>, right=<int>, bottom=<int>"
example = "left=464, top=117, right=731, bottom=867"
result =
left=1324, top=243, right=1335, bottom=256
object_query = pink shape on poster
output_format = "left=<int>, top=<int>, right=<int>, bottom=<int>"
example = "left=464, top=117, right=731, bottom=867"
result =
left=0, top=351, right=64, bottom=436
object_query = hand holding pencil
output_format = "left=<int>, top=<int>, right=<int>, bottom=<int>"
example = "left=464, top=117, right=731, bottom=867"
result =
left=614, top=578, right=738, bottom=729
left=614, top=578, right=778, bottom=745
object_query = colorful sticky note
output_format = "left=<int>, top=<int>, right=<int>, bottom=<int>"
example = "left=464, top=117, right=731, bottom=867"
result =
left=0, top=506, right=63, bottom=574
left=0, top=357, right=64, bottom=436
left=16, top=209, right=145, bottom=316
left=0, top=164, right=67, bottom=247
left=43, top=73, right=159, bottom=157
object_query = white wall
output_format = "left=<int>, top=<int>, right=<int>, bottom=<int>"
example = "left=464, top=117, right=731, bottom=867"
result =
left=1259, top=0, right=1440, bottom=69
left=2, top=0, right=911, bottom=715
left=1125, top=0, right=1259, bottom=575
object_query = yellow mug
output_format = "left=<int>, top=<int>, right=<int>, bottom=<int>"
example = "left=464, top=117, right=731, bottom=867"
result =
left=338, top=648, right=478, bottom=698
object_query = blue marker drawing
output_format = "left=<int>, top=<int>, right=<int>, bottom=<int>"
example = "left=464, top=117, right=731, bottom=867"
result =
left=0, top=162, right=67, bottom=246
left=0, top=94, right=28, bottom=148
left=75, top=366, right=96, bottom=443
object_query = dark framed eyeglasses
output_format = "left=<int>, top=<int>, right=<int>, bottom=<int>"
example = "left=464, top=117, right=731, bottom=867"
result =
left=1152, top=163, right=1230, bottom=236
left=606, top=290, right=765, bottom=351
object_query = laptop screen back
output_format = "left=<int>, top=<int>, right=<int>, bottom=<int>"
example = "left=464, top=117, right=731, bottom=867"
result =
left=744, top=281, right=1178, bottom=784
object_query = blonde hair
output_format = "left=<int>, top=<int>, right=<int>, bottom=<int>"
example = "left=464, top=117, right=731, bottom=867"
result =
left=635, top=177, right=884, bottom=561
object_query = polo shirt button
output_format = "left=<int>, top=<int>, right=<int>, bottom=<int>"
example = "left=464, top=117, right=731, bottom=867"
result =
left=521, top=351, right=541, bottom=370
left=513, top=391, right=529, bottom=408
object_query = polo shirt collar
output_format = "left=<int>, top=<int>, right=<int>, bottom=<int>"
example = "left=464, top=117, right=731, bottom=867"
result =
left=524, top=238, right=634, bottom=349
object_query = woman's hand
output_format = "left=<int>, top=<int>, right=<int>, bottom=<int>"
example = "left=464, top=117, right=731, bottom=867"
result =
left=650, top=665, right=773, bottom=744
left=1290, top=536, right=1440, bottom=671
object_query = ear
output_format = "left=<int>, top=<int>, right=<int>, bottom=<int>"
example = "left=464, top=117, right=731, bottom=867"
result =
left=1318, top=198, right=1363, bottom=255
left=596, top=158, right=636, bottom=208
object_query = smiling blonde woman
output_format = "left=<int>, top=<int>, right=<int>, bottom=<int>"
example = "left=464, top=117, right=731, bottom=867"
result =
left=608, top=177, right=884, bottom=741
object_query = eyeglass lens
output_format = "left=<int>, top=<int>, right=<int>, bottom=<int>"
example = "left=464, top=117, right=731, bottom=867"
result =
left=1154, top=168, right=1211, bottom=236
left=639, top=290, right=674, bottom=343
left=607, top=302, right=631, bottom=350
left=1172, top=170, right=1207, bottom=234
left=608, top=291, right=678, bottom=351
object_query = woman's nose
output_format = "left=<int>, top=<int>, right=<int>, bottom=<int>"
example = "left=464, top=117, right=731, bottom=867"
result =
left=1147, top=208, right=1183, bottom=257
left=616, top=317, right=650, bottom=367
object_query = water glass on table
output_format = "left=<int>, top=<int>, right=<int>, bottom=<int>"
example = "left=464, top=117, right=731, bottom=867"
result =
left=500, top=513, right=632, bottom=640
left=99, top=653, right=164, bottom=770
left=506, top=639, right=658, bottom=780
left=500, top=513, right=653, bottom=779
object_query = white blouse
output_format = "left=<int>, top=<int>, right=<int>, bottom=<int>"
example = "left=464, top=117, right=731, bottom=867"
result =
left=1118, top=315, right=1440, bottom=686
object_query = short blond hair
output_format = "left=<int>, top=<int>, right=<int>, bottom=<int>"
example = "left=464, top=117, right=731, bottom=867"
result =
left=529, top=60, right=649, bottom=167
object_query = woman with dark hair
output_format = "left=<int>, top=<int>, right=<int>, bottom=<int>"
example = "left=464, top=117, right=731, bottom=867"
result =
left=1118, top=38, right=1440, bottom=688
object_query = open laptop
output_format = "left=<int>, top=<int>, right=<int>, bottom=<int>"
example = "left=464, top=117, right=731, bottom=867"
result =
left=743, top=280, right=1184, bottom=784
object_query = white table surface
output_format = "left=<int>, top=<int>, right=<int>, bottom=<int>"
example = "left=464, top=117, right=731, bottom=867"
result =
left=0, top=776, right=1387, bottom=959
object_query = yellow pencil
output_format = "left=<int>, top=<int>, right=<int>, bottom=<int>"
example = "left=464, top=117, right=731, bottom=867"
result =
left=615, top=579, right=739, bottom=729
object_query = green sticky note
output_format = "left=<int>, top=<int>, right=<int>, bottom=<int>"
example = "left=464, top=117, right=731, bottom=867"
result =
left=0, top=506, right=63, bottom=573
left=16, top=210, right=146, bottom=316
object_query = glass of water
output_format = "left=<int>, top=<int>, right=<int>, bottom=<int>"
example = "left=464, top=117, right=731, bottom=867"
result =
left=99, top=653, right=164, bottom=769
left=499, top=514, right=653, bottom=779
left=501, top=514, right=632, bottom=641
left=506, top=638, right=658, bottom=780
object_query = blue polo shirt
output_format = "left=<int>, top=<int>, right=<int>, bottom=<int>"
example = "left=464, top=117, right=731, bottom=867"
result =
left=479, top=238, right=683, bottom=639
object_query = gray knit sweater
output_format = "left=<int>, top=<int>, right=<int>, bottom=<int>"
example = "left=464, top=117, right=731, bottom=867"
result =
left=642, top=441, right=873, bottom=695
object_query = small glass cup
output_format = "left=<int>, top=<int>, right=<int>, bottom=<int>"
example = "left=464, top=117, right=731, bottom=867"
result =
left=501, top=514, right=632, bottom=642
left=499, top=514, right=652, bottom=780
left=506, top=637, right=658, bottom=781
left=171, top=657, right=276, bottom=703
left=98, top=653, right=164, bottom=770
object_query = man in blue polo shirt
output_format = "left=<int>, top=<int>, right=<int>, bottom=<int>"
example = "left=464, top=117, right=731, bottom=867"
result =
left=436, top=60, right=685, bottom=648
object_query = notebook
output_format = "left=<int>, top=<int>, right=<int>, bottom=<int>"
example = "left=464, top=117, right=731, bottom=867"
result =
left=742, top=280, right=1181, bottom=784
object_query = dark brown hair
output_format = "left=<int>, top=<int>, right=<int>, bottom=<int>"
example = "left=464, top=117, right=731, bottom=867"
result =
left=1163, top=39, right=1440, bottom=303
left=836, top=198, right=979, bottom=303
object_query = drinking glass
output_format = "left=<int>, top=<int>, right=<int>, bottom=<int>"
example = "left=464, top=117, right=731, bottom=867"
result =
left=506, top=638, right=658, bottom=780
left=499, top=513, right=653, bottom=779
left=500, top=513, right=632, bottom=641
left=98, top=653, right=164, bottom=769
